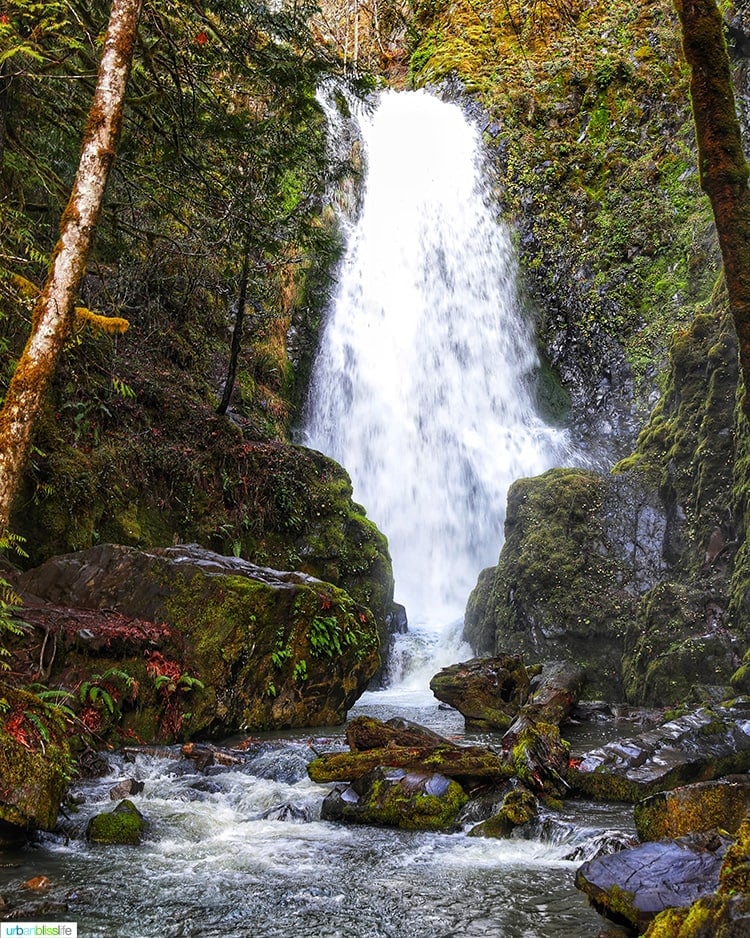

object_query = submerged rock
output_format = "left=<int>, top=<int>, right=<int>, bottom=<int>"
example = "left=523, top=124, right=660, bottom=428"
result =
left=634, top=776, right=750, bottom=842
left=576, top=832, right=731, bottom=931
left=569, top=703, right=750, bottom=802
left=321, top=766, right=468, bottom=831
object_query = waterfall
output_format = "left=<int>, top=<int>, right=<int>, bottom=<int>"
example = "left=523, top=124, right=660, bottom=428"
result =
left=304, top=89, right=570, bottom=682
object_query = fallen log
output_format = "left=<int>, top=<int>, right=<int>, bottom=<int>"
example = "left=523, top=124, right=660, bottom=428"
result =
left=308, top=743, right=512, bottom=785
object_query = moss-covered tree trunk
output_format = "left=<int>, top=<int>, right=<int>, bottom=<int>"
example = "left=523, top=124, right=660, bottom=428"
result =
left=0, top=0, right=143, bottom=531
left=675, top=0, right=750, bottom=413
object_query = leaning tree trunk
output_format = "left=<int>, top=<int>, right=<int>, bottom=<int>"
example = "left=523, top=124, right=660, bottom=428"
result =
left=0, top=0, right=143, bottom=531
left=675, top=0, right=750, bottom=415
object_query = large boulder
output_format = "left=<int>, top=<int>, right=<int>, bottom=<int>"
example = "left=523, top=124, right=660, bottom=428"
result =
left=16, top=543, right=381, bottom=736
left=463, top=310, right=746, bottom=709
left=462, top=469, right=655, bottom=700
left=429, top=655, right=532, bottom=730
left=15, top=440, right=396, bottom=658
left=644, top=818, right=750, bottom=936
left=634, top=776, right=750, bottom=842
left=570, top=702, right=750, bottom=803
left=576, top=832, right=731, bottom=932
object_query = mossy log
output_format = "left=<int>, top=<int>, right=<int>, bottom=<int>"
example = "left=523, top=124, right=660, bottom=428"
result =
left=503, top=660, right=585, bottom=742
left=307, top=744, right=512, bottom=785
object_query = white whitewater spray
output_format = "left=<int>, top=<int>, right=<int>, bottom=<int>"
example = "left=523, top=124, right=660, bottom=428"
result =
left=305, top=89, right=570, bottom=685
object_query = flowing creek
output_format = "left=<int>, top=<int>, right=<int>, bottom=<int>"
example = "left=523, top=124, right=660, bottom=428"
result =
left=0, top=91, right=632, bottom=936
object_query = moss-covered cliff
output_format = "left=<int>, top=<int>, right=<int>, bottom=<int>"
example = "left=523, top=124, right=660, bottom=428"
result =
left=409, top=0, right=720, bottom=449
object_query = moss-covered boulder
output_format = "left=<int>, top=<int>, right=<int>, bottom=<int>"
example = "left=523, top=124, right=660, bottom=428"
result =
left=0, top=684, right=71, bottom=838
left=15, top=441, right=395, bottom=656
left=429, top=655, right=532, bottom=730
left=635, top=777, right=750, bottom=842
left=465, top=303, right=746, bottom=708
left=644, top=818, right=750, bottom=937
left=86, top=799, right=147, bottom=845
left=463, top=469, right=643, bottom=699
left=468, top=787, right=538, bottom=839
left=320, top=766, right=468, bottom=831
left=16, top=544, right=381, bottom=735
left=623, top=583, right=741, bottom=707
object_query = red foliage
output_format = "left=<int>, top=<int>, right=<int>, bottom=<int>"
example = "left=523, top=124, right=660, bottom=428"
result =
left=4, top=710, right=36, bottom=751
left=146, top=651, right=182, bottom=683
left=79, top=706, right=103, bottom=734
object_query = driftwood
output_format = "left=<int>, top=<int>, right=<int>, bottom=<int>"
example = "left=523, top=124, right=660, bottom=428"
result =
left=500, top=661, right=585, bottom=795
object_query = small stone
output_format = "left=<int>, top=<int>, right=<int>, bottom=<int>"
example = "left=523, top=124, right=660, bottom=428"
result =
left=109, top=778, right=145, bottom=800
left=87, top=799, right=148, bottom=846
left=22, top=876, right=51, bottom=891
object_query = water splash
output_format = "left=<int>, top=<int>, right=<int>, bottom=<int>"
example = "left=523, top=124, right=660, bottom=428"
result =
left=305, top=89, right=570, bottom=668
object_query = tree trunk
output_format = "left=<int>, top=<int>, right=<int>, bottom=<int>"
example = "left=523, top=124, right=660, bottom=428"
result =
left=0, top=0, right=143, bottom=532
left=675, top=0, right=750, bottom=414
left=217, top=230, right=253, bottom=416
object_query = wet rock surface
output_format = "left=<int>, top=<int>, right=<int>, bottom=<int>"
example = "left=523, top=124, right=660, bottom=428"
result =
left=569, top=702, right=750, bottom=802
left=321, top=766, right=469, bottom=831
left=575, top=832, right=731, bottom=931
left=86, top=799, right=148, bottom=846
left=429, top=654, right=532, bottom=730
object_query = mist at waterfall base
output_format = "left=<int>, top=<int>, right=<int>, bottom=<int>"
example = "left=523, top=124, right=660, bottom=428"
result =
left=304, top=90, right=572, bottom=693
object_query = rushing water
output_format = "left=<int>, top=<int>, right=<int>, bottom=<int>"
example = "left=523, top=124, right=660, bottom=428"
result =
left=304, top=89, right=571, bottom=678
left=0, top=92, right=618, bottom=937
left=0, top=736, right=628, bottom=937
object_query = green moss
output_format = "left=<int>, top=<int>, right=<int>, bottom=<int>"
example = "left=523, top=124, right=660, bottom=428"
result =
left=87, top=799, right=147, bottom=845
left=408, top=0, right=718, bottom=383
left=469, top=788, right=538, bottom=838
left=0, top=684, right=72, bottom=831
left=464, top=468, right=631, bottom=698
left=357, top=773, right=469, bottom=831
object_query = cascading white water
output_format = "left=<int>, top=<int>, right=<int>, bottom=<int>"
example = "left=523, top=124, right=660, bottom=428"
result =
left=305, top=89, right=570, bottom=681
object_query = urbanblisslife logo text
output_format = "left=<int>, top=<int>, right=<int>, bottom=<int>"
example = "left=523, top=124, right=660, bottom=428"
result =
left=1, top=924, right=77, bottom=937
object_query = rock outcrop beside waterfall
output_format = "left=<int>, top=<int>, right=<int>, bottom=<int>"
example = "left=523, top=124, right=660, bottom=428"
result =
left=12, top=543, right=381, bottom=739
left=465, top=307, right=745, bottom=707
